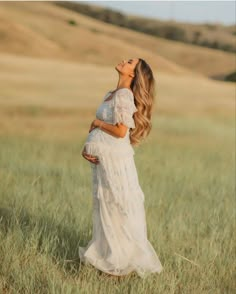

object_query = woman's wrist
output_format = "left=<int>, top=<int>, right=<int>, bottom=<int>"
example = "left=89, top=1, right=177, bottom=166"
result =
left=94, top=119, right=100, bottom=127
left=93, top=119, right=104, bottom=129
left=99, top=120, right=104, bottom=129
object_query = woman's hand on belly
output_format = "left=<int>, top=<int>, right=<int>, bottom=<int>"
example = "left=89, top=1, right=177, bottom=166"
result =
left=81, top=146, right=99, bottom=165
left=89, top=119, right=99, bottom=133
left=89, top=118, right=128, bottom=138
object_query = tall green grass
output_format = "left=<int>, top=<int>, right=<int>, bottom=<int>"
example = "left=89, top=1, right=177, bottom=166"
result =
left=0, top=115, right=235, bottom=293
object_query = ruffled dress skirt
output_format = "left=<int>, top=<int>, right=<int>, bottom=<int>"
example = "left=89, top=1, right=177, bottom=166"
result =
left=79, top=128, right=163, bottom=278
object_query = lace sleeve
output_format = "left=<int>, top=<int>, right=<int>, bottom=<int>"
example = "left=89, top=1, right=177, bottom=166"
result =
left=112, top=89, right=138, bottom=129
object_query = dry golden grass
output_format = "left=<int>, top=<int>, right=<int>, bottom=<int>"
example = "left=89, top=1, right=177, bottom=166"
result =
left=0, top=52, right=234, bottom=142
left=0, top=1, right=235, bottom=77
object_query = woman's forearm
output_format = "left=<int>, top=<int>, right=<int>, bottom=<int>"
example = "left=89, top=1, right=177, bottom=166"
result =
left=95, top=119, right=127, bottom=138
left=98, top=121, right=122, bottom=138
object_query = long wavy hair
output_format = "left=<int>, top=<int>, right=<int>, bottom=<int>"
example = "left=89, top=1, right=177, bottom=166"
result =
left=130, top=58, right=156, bottom=146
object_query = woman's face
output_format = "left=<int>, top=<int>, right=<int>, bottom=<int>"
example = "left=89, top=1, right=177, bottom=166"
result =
left=115, top=58, right=139, bottom=78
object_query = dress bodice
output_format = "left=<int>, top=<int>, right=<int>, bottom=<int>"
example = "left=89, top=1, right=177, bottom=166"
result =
left=97, top=89, right=137, bottom=125
left=95, top=91, right=115, bottom=124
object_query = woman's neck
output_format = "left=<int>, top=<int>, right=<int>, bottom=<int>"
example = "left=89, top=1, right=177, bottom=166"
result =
left=116, top=75, right=132, bottom=91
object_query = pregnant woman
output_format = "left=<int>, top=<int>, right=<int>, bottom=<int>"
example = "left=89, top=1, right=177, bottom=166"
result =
left=80, top=58, right=163, bottom=279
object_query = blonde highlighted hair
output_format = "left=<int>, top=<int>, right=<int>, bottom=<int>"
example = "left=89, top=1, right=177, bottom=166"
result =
left=130, top=58, right=156, bottom=146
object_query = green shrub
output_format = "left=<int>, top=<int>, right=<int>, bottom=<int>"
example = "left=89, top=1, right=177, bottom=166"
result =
left=224, top=71, right=236, bottom=82
left=67, top=19, right=77, bottom=26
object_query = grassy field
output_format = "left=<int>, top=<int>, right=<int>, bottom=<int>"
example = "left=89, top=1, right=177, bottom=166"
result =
left=0, top=114, right=235, bottom=293
left=0, top=51, right=235, bottom=293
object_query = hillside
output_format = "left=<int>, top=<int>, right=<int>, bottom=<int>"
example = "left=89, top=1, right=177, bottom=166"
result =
left=55, top=1, right=236, bottom=54
left=0, top=1, right=235, bottom=78
left=0, top=51, right=234, bottom=140
left=0, top=1, right=191, bottom=76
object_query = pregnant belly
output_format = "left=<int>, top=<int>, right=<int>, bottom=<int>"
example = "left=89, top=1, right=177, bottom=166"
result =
left=84, top=128, right=104, bottom=157
left=83, top=128, right=134, bottom=159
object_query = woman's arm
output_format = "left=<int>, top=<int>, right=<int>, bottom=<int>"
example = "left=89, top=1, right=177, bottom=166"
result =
left=92, top=119, right=128, bottom=138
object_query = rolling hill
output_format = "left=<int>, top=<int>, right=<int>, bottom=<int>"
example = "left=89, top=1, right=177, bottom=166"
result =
left=0, top=1, right=235, bottom=78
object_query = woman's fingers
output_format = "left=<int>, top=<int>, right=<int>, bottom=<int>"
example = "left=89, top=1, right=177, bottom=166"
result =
left=89, top=119, right=99, bottom=133
left=82, top=151, right=99, bottom=164
left=88, top=121, right=95, bottom=133
left=86, top=155, right=99, bottom=164
left=89, top=126, right=97, bottom=133
left=81, top=144, right=99, bottom=164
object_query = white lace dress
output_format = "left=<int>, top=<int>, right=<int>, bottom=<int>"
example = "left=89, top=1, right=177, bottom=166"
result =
left=79, top=88, right=163, bottom=278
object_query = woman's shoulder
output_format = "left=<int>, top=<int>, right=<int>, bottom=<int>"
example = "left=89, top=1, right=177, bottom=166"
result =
left=115, top=88, right=134, bottom=96
left=103, top=88, right=134, bottom=103
left=113, top=88, right=134, bottom=103
left=113, top=88, right=137, bottom=112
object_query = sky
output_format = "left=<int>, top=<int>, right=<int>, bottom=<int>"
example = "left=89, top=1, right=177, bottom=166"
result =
left=78, top=0, right=236, bottom=25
